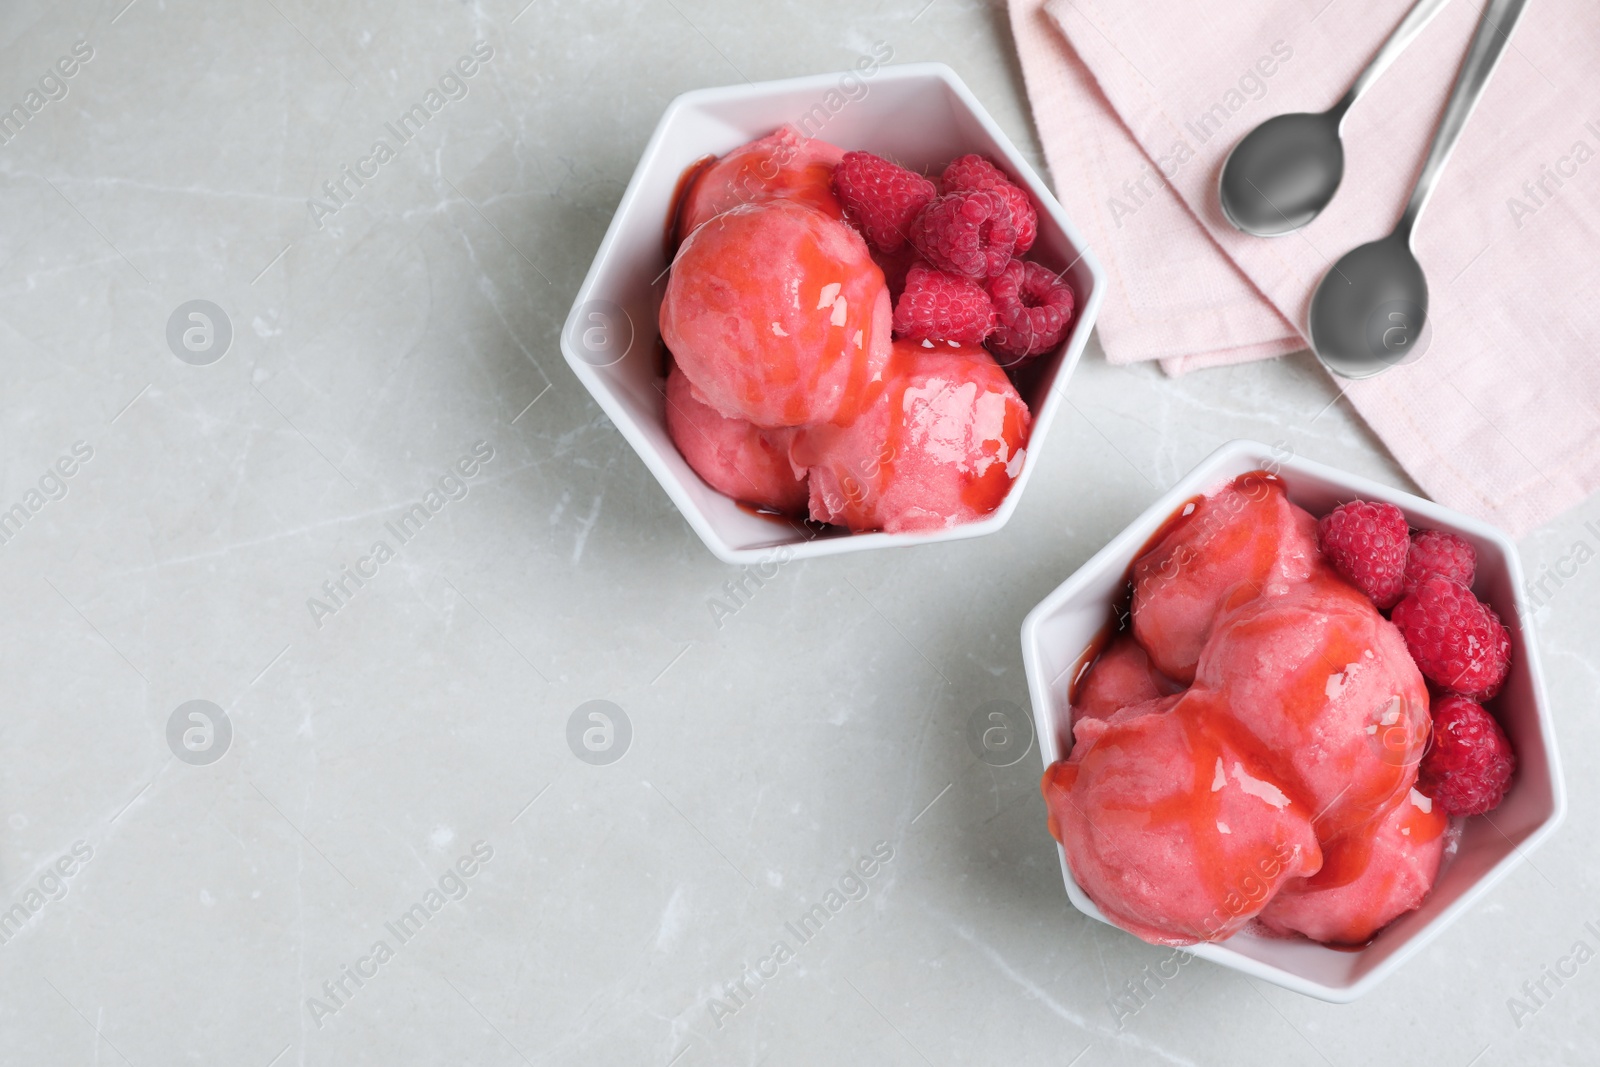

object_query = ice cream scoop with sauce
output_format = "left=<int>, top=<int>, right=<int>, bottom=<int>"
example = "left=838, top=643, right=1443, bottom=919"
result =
left=1259, top=785, right=1447, bottom=945
left=1130, top=475, right=1328, bottom=684
left=790, top=340, right=1030, bottom=533
left=674, top=124, right=845, bottom=241
left=663, top=363, right=808, bottom=515
left=1044, top=692, right=1323, bottom=945
left=660, top=199, right=892, bottom=429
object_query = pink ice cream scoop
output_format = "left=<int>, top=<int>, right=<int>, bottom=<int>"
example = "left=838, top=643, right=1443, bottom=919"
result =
left=1131, top=474, right=1328, bottom=684
left=660, top=199, right=892, bottom=428
left=1195, top=574, right=1431, bottom=846
left=790, top=339, right=1030, bottom=533
left=1259, top=786, right=1448, bottom=945
left=674, top=125, right=845, bottom=242
left=663, top=363, right=808, bottom=515
left=1043, top=693, right=1323, bottom=946
left=1071, top=632, right=1184, bottom=731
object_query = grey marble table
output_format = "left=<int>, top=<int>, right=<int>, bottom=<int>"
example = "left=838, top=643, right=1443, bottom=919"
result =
left=0, top=1, right=1593, bottom=1064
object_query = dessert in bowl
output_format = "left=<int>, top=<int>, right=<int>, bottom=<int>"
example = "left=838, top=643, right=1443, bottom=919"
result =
left=562, top=63, right=1103, bottom=563
left=1021, top=441, right=1564, bottom=1001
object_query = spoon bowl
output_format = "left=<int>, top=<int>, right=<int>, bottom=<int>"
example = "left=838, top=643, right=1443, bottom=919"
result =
left=1217, top=0, right=1450, bottom=237
left=1308, top=232, right=1430, bottom=379
left=1219, top=111, right=1346, bottom=236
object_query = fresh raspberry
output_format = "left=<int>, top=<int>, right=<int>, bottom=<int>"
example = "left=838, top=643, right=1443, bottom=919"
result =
left=1316, top=500, right=1410, bottom=609
left=832, top=151, right=936, bottom=254
left=892, top=264, right=996, bottom=345
left=1405, top=529, right=1477, bottom=593
left=908, top=189, right=1017, bottom=280
left=942, top=154, right=1038, bottom=254
left=1391, top=576, right=1512, bottom=700
left=985, top=259, right=1075, bottom=366
left=1417, top=694, right=1515, bottom=815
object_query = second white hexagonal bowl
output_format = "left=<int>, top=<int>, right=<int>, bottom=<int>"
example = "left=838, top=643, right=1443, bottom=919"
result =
left=1020, top=439, right=1565, bottom=1002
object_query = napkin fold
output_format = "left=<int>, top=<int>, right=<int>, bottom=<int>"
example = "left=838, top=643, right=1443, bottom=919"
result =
left=1010, top=0, right=1600, bottom=535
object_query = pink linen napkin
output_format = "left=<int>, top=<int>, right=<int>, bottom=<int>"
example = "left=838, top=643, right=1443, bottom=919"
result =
left=1009, top=0, right=1600, bottom=535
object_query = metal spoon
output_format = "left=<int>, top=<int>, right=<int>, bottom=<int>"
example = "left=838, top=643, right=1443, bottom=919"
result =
left=1219, top=0, right=1452, bottom=236
left=1310, top=0, right=1527, bottom=379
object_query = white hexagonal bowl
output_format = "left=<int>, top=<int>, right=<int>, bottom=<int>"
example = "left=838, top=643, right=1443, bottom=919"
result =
left=1020, top=439, right=1565, bottom=1002
left=561, top=62, right=1104, bottom=564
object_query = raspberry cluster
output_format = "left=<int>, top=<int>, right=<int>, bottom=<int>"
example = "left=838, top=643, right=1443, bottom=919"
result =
left=1316, top=500, right=1513, bottom=816
left=832, top=151, right=1074, bottom=369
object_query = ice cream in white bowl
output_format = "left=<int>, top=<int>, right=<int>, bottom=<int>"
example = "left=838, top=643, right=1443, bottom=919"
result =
left=561, top=63, right=1103, bottom=563
left=1021, top=440, right=1564, bottom=1002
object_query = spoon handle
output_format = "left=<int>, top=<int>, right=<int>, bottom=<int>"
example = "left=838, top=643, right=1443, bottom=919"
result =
left=1398, top=0, right=1530, bottom=237
left=1336, top=0, right=1454, bottom=118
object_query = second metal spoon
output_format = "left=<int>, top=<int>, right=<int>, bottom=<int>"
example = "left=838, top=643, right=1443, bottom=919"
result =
left=1309, top=0, right=1530, bottom=379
